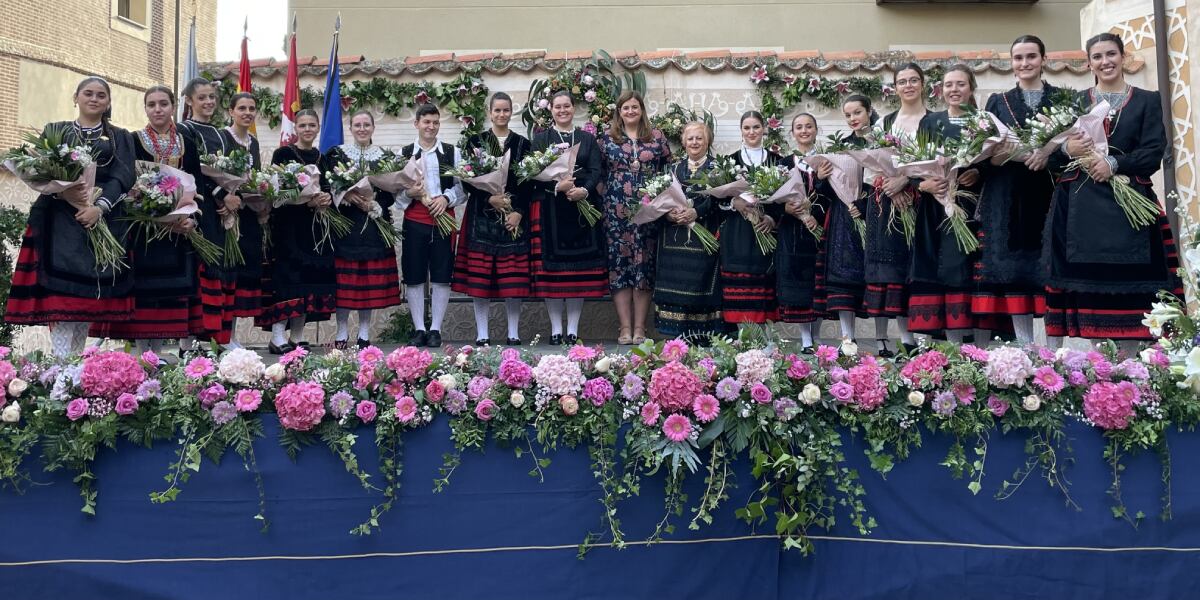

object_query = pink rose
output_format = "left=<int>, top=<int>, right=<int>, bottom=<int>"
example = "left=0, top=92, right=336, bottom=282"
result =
left=425, top=380, right=446, bottom=403
left=474, top=398, right=497, bottom=421
left=356, top=400, right=377, bottom=423
left=114, top=392, right=139, bottom=416
left=749, top=383, right=772, bottom=404
left=559, top=395, right=579, bottom=416
left=66, top=398, right=89, bottom=421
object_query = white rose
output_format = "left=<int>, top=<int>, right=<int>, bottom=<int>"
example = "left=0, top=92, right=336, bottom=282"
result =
left=1022, top=394, right=1042, bottom=411
left=454, top=353, right=469, bottom=367
left=7, top=378, right=28, bottom=397
left=1, top=402, right=19, bottom=423
left=264, top=363, right=286, bottom=383
left=907, top=391, right=925, bottom=407
left=1054, top=347, right=1070, bottom=361
left=595, top=357, right=612, bottom=374
left=1140, top=348, right=1158, bottom=365
left=510, top=391, right=525, bottom=408
left=437, top=374, right=458, bottom=391
left=840, top=339, right=858, bottom=357
left=800, top=383, right=821, bottom=405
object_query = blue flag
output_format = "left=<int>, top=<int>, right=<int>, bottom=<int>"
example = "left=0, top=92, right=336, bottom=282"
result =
left=318, top=19, right=343, bottom=153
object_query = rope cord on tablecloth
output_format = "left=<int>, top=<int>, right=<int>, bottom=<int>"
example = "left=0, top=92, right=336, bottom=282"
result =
left=4, top=534, right=1200, bottom=567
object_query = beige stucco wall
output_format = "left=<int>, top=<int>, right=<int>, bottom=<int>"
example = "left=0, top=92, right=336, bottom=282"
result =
left=291, top=0, right=1089, bottom=59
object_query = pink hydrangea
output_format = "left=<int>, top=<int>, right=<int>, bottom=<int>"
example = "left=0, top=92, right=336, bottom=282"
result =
left=424, top=380, right=446, bottom=404
left=692, top=394, right=719, bottom=423
left=394, top=396, right=418, bottom=423
left=185, top=356, right=215, bottom=378
left=66, top=398, right=89, bottom=421
left=235, top=389, right=262, bottom=412
left=467, top=376, right=494, bottom=400
left=697, top=357, right=717, bottom=380
left=386, top=347, right=434, bottom=383
left=735, top=349, right=774, bottom=385
left=533, top=355, right=585, bottom=396
left=749, top=383, right=772, bottom=404
left=649, top=361, right=703, bottom=411
left=0, top=361, right=16, bottom=388
left=640, top=402, right=661, bottom=426
left=275, top=381, right=326, bottom=431
left=1083, top=382, right=1137, bottom=430
left=566, top=345, right=598, bottom=362
left=498, top=358, right=533, bottom=389
left=474, top=398, right=498, bottom=421
left=984, top=347, right=1034, bottom=388
left=1068, top=370, right=1087, bottom=387
left=662, top=414, right=692, bottom=443
left=848, top=358, right=887, bottom=411
left=1116, top=359, right=1150, bottom=381
left=582, top=377, right=614, bottom=407
left=114, top=392, right=139, bottom=416
left=1032, top=366, right=1065, bottom=396
left=80, top=351, right=146, bottom=399
left=500, top=348, right=521, bottom=362
left=356, top=400, right=377, bottom=423
left=661, top=339, right=689, bottom=362
left=900, top=350, right=948, bottom=389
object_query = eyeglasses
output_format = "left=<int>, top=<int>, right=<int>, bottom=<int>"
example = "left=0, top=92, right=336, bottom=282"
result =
left=895, top=78, right=923, bottom=87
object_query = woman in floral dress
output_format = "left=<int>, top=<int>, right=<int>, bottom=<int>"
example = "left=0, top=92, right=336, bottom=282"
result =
left=599, top=91, right=672, bottom=344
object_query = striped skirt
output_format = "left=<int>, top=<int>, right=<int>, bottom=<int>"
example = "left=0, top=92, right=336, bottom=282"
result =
left=6, top=225, right=132, bottom=324
left=529, top=199, right=607, bottom=299
left=335, top=256, right=402, bottom=310
left=721, top=270, right=777, bottom=324
left=452, top=247, right=532, bottom=299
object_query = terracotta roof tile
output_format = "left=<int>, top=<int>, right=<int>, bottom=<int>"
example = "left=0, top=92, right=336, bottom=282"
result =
left=823, top=51, right=868, bottom=61
left=778, top=50, right=821, bottom=60
left=913, top=50, right=954, bottom=61
left=637, top=50, right=682, bottom=60
left=608, top=50, right=637, bottom=59
left=1047, top=50, right=1087, bottom=60
left=732, top=50, right=776, bottom=59
left=685, top=49, right=731, bottom=60
left=565, top=50, right=593, bottom=60
left=500, top=50, right=545, bottom=61
left=405, top=53, right=454, bottom=65
left=311, top=54, right=363, bottom=67
left=455, top=52, right=498, bottom=63
left=955, top=50, right=997, bottom=60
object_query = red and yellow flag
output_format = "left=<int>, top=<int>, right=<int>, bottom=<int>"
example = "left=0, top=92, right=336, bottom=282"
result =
left=236, top=26, right=256, bottom=135
left=279, top=30, right=300, bottom=146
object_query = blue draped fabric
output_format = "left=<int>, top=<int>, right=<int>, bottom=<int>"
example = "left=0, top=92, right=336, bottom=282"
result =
left=3, top=418, right=1199, bottom=598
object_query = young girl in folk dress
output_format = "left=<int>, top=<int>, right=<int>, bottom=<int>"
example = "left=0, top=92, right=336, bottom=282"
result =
left=217, top=93, right=265, bottom=349
left=778, top=113, right=828, bottom=352
left=7, top=77, right=135, bottom=358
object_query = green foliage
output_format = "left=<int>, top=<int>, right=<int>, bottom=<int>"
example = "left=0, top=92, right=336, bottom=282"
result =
left=0, top=205, right=28, bottom=346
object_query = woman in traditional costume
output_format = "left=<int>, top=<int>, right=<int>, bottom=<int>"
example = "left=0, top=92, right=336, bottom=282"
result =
left=778, top=113, right=828, bottom=352
left=721, top=111, right=782, bottom=327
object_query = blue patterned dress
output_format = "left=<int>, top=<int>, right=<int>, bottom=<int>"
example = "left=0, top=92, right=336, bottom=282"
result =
left=598, top=129, right=672, bottom=291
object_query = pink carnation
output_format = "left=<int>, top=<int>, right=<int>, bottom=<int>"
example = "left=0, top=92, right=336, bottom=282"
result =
left=692, top=394, right=719, bottom=423
left=424, top=380, right=446, bottom=403
left=386, top=346, right=434, bottom=382
left=582, top=377, right=614, bottom=406
left=662, top=414, right=692, bottom=443
left=356, top=400, right=377, bottom=423
left=355, top=365, right=377, bottom=390
left=394, top=396, right=418, bottom=423
left=900, top=350, right=948, bottom=389
left=234, top=389, right=262, bottom=412
left=474, top=398, right=498, bottom=421
left=114, top=392, right=139, bottom=416
left=1083, top=382, right=1137, bottom=430
left=185, top=356, right=215, bottom=378
left=275, top=381, right=326, bottom=431
left=498, top=358, right=534, bottom=389
left=80, top=351, right=146, bottom=399
left=641, top=402, right=661, bottom=426
left=649, top=361, right=703, bottom=412
left=661, top=339, right=689, bottom=362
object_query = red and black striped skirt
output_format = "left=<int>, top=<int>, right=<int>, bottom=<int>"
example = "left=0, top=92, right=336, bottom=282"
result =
left=452, top=235, right=531, bottom=299
left=721, top=270, right=778, bottom=324
left=529, top=199, right=607, bottom=299
left=906, top=283, right=975, bottom=333
left=863, top=283, right=907, bottom=318
left=90, top=296, right=193, bottom=340
left=6, top=225, right=132, bottom=324
left=255, top=294, right=336, bottom=328
left=335, top=256, right=402, bottom=310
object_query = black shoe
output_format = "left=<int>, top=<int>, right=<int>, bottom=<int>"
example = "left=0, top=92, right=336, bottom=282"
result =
left=475, top=338, right=490, bottom=346
left=333, top=339, right=349, bottom=350
left=426, top=330, right=442, bottom=348
left=294, top=341, right=311, bottom=349
left=565, top=334, right=578, bottom=345
left=357, top=338, right=370, bottom=350
left=549, top=334, right=563, bottom=345
left=506, top=337, right=521, bottom=346
left=409, top=330, right=428, bottom=347
left=800, top=345, right=816, bottom=355
left=268, top=341, right=296, bottom=355
left=876, top=340, right=895, bottom=359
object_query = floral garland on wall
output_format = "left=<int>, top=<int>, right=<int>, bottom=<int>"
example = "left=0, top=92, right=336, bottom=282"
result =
left=207, top=72, right=491, bottom=140
left=749, top=64, right=947, bottom=151
left=520, top=53, right=645, bottom=135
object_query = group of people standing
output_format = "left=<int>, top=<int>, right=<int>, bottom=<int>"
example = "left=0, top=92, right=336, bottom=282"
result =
left=5, top=32, right=1179, bottom=358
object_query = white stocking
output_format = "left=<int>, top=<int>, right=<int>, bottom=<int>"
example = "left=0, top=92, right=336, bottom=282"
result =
left=566, top=298, right=585, bottom=336
left=472, top=298, right=490, bottom=340
left=505, top=299, right=522, bottom=340
left=544, top=299, right=564, bottom=336
left=405, top=284, right=427, bottom=332
left=429, top=283, right=451, bottom=332
left=838, top=312, right=856, bottom=340
left=1012, top=315, right=1034, bottom=345
left=336, top=308, right=351, bottom=341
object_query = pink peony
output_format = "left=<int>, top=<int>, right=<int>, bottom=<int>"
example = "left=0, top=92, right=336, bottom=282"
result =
left=582, top=377, right=614, bottom=407
left=749, top=383, right=772, bottom=404
left=185, top=356, right=215, bottom=378
left=198, top=383, right=227, bottom=409
left=114, top=393, right=139, bottom=416
left=1083, top=382, right=1136, bottom=430
left=80, top=351, right=146, bottom=399
left=234, top=389, right=262, bottom=412
left=356, top=400, right=377, bottom=423
left=662, top=414, right=692, bottom=443
left=386, top=346, right=434, bottom=382
left=394, top=396, right=418, bottom=423
left=474, top=398, right=497, bottom=421
left=786, top=357, right=812, bottom=380
left=692, top=394, right=719, bottom=423
left=66, top=398, right=89, bottom=421
left=498, top=359, right=533, bottom=389
left=424, top=380, right=446, bottom=403
left=1068, top=370, right=1088, bottom=387
left=661, top=339, right=689, bottom=362
left=649, top=361, right=704, bottom=412
left=275, top=381, right=326, bottom=431
left=641, top=402, right=661, bottom=426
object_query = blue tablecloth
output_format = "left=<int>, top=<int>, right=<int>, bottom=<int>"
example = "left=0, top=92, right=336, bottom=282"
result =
left=3, top=418, right=1199, bottom=599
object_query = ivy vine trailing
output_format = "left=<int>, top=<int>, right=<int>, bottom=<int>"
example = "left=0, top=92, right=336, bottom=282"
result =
left=205, top=70, right=490, bottom=140
left=1, top=322, right=1199, bottom=553
left=520, top=51, right=646, bottom=135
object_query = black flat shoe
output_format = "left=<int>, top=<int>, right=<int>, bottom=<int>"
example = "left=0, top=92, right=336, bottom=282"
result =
left=408, top=330, right=428, bottom=347
left=268, top=341, right=296, bottom=355
left=426, top=330, right=442, bottom=348
left=506, top=337, right=521, bottom=346
left=876, top=340, right=895, bottom=359
left=800, top=346, right=816, bottom=355
left=333, top=339, right=349, bottom=350
left=292, top=341, right=310, bottom=349
left=475, top=338, right=490, bottom=346
left=549, top=334, right=563, bottom=345
left=565, top=334, right=578, bottom=346
left=357, top=338, right=370, bottom=350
